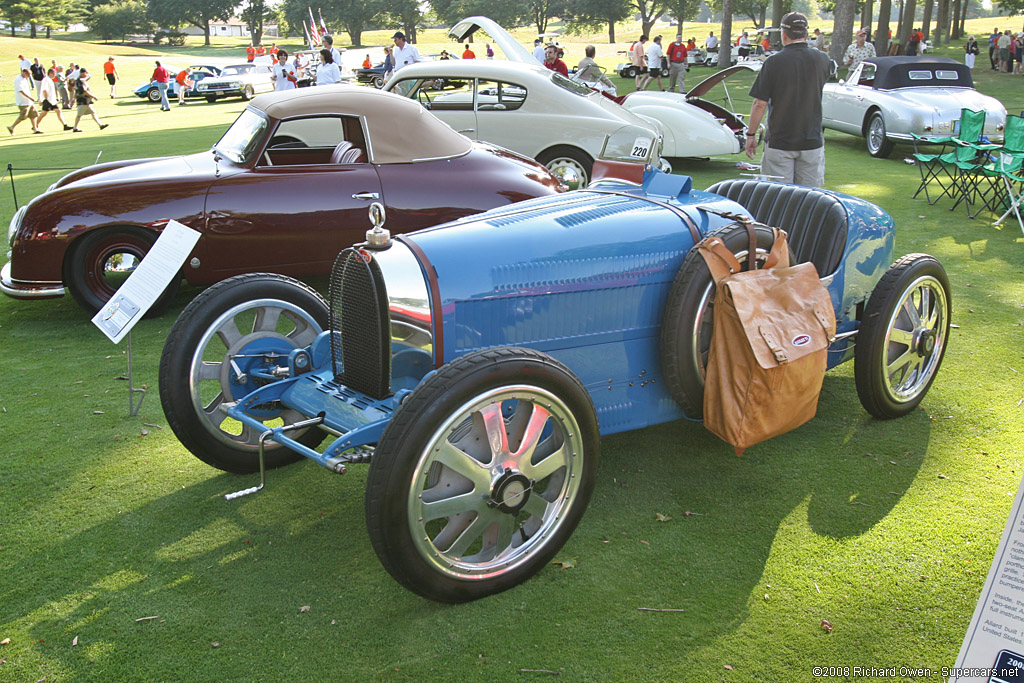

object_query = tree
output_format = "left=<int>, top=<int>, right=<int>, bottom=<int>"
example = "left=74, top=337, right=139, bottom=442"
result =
left=384, top=0, right=423, bottom=43
left=89, top=0, right=152, bottom=41
left=316, top=0, right=383, bottom=47
left=663, top=0, right=702, bottom=33
left=830, top=0, right=855, bottom=64
left=429, top=0, right=525, bottom=34
left=147, top=0, right=234, bottom=45
left=240, top=0, right=275, bottom=45
left=564, top=0, right=631, bottom=42
left=875, top=0, right=891, bottom=55
left=629, top=0, right=667, bottom=38
left=525, top=0, right=567, bottom=35
left=732, top=0, right=770, bottom=27
left=719, top=0, right=733, bottom=66
left=895, top=0, right=915, bottom=50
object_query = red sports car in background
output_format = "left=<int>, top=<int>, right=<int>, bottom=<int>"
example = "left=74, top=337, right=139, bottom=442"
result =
left=3, top=86, right=563, bottom=314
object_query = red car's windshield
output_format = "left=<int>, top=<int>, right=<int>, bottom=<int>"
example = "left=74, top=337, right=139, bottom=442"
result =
left=214, top=109, right=268, bottom=164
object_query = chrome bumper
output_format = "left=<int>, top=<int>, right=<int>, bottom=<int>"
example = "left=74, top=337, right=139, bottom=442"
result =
left=0, top=262, right=66, bottom=299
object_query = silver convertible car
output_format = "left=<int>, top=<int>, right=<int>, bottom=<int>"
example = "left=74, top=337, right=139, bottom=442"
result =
left=822, top=56, right=1005, bottom=157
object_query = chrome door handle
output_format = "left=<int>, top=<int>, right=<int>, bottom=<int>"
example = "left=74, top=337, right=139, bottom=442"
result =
left=352, top=192, right=379, bottom=200
left=458, top=128, right=475, bottom=133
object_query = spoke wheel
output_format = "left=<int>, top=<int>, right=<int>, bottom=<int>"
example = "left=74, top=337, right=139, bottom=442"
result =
left=159, top=273, right=329, bottom=473
left=867, top=112, right=895, bottom=158
left=366, top=347, right=599, bottom=602
left=660, top=222, right=787, bottom=417
left=855, top=254, right=951, bottom=418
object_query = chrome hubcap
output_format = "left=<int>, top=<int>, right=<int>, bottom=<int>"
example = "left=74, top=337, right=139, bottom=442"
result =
left=881, top=275, right=948, bottom=403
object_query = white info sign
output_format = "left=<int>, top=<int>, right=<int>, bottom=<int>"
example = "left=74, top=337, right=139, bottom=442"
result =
left=91, top=220, right=201, bottom=343
left=952, top=475, right=1024, bottom=683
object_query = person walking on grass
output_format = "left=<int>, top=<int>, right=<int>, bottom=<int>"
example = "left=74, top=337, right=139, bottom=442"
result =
left=152, top=61, right=171, bottom=111
left=8, top=68, right=41, bottom=135
left=72, top=68, right=108, bottom=132
left=37, top=68, right=73, bottom=131
left=103, top=57, right=119, bottom=98
left=640, top=35, right=665, bottom=91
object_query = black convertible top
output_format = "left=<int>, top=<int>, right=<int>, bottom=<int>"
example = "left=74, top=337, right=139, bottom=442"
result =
left=863, top=56, right=974, bottom=89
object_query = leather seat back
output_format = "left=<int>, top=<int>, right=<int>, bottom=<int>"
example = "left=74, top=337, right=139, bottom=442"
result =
left=707, top=179, right=848, bottom=277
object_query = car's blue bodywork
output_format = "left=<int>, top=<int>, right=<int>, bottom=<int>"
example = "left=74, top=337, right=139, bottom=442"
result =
left=220, top=169, right=894, bottom=461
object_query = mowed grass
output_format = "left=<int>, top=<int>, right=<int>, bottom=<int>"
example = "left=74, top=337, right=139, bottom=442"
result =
left=1, top=30, right=1024, bottom=682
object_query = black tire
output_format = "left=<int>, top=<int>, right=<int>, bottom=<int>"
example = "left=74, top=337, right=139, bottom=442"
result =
left=365, top=347, right=600, bottom=602
left=624, top=66, right=638, bottom=78
left=536, top=146, right=593, bottom=189
left=866, top=111, right=895, bottom=158
left=241, top=85, right=254, bottom=101
left=159, top=273, right=329, bottom=474
left=660, top=222, right=785, bottom=417
left=146, top=87, right=161, bottom=103
left=64, top=227, right=180, bottom=316
left=372, top=75, right=385, bottom=88
left=855, top=254, right=951, bottom=419
left=205, top=95, right=217, bottom=103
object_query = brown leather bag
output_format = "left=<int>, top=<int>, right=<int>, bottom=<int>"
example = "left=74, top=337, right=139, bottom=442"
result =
left=698, top=223, right=836, bottom=454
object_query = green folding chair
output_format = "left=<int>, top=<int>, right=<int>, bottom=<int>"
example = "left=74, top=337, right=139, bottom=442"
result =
left=993, top=151, right=1024, bottom=235
left=955, top=115, right=1024, bottom=218
left=911, top=108, right=987, bottom=205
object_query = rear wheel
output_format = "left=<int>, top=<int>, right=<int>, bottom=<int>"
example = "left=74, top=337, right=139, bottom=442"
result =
left=365, top=347, right=600, bottom=602
left=64, top=227, right=179, bottom=315
left=159, top=273, right=329, bottom=473
left=372, top=75, right=385, bottom=88
left=855, top=255, right=951, bottom=418
left=537, top=146, right=592, bottom=190
left=866, top=112, right=895, bottom=158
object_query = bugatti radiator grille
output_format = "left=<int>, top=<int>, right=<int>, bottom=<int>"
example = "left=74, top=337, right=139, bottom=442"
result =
left=328, top=247, right=392, bottom=400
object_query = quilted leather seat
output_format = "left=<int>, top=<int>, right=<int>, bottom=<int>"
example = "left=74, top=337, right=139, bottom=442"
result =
left=706, top=179, right=848, bottom=277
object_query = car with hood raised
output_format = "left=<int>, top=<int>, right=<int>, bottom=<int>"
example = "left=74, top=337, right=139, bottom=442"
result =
left=157, top=146, right=951, bottom=602
left=134, top=64, right=221, bottom=103
left=195, top=62, right=275, bottom=102
left=2, top=87, right=564, bottom=314
left=822, top=55, right=1006, bottom=157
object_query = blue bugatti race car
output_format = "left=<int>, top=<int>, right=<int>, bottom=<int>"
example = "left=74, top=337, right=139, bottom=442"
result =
left=159, top=153, right=950, bottom=602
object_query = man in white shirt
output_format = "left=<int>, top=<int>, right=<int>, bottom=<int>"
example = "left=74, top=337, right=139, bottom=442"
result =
left=8, top=68, right=40, bottom=135
left=705, top=31, right=720, bottom=52
left=640, top=35, right=665, bottom=91
left=18, top=54, right=31, bottom=71
left=36, top=67, right=72, bottom=130
left=532, top=38, right=545, bottom=64
left=322, top=35, right=345, bottom=69
left=392, top=31, right=421, bottom=72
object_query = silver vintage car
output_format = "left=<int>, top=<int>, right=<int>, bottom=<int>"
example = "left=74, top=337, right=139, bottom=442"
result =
left=822, top=56, right=1005, bottom=157
left=195, top=62, right=275, bottom=103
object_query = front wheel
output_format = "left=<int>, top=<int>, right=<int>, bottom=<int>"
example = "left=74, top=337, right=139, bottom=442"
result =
left=866, top=112, right=895, bottom=158
left=146, top=87, right=161, bottom=103
left=64, top=227, right=180, bottom=315
left=365, top=347, right=600, bottom=602
left=855, top=254, right=951, bottom=418
left=205, top=95, right=217, bottom=103
left=241, top=85, right=255, bottom=101
left=623, top=66, right=638, bottom=78
left=159, top=273, right=329, bottom=473
left=537, top=146, right=593, bottom=190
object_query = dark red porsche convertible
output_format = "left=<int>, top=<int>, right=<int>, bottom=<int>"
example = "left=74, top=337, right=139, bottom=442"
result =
left=2, top=86, right=563, bottom=314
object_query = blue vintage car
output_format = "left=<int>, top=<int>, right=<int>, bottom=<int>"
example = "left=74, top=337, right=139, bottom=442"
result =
left=159, top=154, right=950, bottom=602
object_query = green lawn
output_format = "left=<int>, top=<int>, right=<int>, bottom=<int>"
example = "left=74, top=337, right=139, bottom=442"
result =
left=1, top=31, right=1024, bottom=682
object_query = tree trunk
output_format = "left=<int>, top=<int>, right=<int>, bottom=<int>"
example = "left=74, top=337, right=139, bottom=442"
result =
left=831, top=0, right=856, bottom=64
left=608, top=20, right=615, bottom=43
left=347, top=29, right=362, bottom=46
left=875, top=0, right=891, bottom=56
left=861, top=0, right=873, bottom=33
left=949, top=0, right=960, bottom=40
left=46, top=26, right=51, bottom=38
left=773, top=0, right=784, bottom=26
left=30, top=23, right=36, bottom=38
left=897, top=0, right=915, bottom=50
left=406, top=25, right=417, bottom=43
left=758, top=7, right=765, bottom=28
left=922, top=0, right=932, bottom=39
left=252, top=28, right=263, bottom=45
left=933, top=0, right=947, bottom=46
left=719, top=0, right=732, bottom=67
left=642, top=19, right=655, bottom=37
left=204, top=21, right=211, bottom=46
left=958, top=0, right=967, bottom=37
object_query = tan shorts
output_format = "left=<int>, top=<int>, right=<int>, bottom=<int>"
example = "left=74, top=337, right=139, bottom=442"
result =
left=77, top=102, right=95, bottom=117
left=16, top=104, right=37, bottom=121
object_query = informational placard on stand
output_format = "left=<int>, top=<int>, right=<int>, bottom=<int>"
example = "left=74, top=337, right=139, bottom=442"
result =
left=91, top=220, right=200, bottom=343
left=952, top=475, right=1024, bottom=682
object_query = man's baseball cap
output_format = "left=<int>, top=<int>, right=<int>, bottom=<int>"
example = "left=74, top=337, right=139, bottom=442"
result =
left=780, top=12, right=809, bottom=31
left=855, top=27, right=868, bottom=36
left=392, top=31, right=405, bottom=40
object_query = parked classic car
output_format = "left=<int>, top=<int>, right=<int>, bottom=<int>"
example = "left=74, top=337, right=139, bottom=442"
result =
left=158, top=149, right=951, bottom=602
left=822, top=55, right=1006, bottom=157
left=384, top=59, right=668, bottom=187
left=195, top=62, right=275, bottom=102
left=133, top=64, right=221, bottom=102
left=2, top=87, right=563, bottom=314
left=447, top=16, right=756, bottom=159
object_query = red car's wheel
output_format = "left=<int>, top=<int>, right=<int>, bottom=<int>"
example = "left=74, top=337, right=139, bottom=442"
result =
left=64, top=227, right=180, bottom=315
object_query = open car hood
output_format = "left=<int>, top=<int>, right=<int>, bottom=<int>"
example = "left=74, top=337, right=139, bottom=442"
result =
left=686, top=63, right=760, bottom=98
left=448, top=16, right=542, bottom=65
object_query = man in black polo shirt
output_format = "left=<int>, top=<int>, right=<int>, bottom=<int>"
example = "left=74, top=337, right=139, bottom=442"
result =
left=743, top=12, right=832, bottom=187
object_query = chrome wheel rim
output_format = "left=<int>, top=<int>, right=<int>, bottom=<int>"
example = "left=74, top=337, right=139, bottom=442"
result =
left=408, top=385, right=584, bottom=579
left=188, top=298, right=322, bottom=450
left=868, top=117, right=885, bottom=154
left=545, top=157, right=589, bottom=188
left=879, top=275, right=948, bottom=404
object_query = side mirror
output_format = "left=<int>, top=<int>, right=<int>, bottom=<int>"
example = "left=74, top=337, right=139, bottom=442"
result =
left=838, top=78, right=845, bottom=86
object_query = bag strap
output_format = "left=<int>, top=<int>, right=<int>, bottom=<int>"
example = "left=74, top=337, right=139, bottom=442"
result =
left=697, top=236, right=743, bottom=284
left=697, top=224, right=792, bottom=284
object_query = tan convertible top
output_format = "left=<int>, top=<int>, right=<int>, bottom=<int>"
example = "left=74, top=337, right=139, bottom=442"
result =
left=250, top=86, right=473, bottom=164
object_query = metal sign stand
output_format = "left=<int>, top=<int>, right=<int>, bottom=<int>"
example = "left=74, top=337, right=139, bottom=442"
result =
left=126, top=331, right=145, bottom=417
